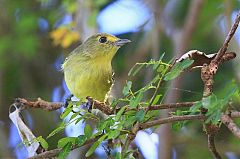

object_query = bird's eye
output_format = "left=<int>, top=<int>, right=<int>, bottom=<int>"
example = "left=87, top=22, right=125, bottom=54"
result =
left=99, top=36, right=107, bottom=43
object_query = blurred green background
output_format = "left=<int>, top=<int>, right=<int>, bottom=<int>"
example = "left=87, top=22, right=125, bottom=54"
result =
left=0, top=0, right=240, bottom=158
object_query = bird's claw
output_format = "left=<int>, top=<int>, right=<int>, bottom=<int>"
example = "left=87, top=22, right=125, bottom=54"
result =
left=64, top=94, right=74, bottom=108
left=86, top=96, right=93, bottom=112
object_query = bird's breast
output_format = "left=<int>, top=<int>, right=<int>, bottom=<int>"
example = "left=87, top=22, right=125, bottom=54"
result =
left=64, top=60, right=113, bottom=101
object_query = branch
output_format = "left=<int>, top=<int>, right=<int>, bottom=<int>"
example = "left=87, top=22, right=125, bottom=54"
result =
left=146, top=101, right=197, bottom=110
left=15, top=98, right=63, bottom=111
left=208, top=134, right=222, bottom=159
left=213, top=11, right=240, bottom=64
left=221, top=114, right=240, bottom=138
left=140, top=112, right=240, bottom=130
left=28, top=135, right=100, bottom=159
left=200, top=11, right=240, bottom=159
left=140, top=114, right=205, bottom=130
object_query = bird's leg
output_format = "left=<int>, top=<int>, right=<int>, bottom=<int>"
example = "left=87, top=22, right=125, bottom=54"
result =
left=64, top=94, right=74, bottom=108
left=85, top=96, right=93, bottom=112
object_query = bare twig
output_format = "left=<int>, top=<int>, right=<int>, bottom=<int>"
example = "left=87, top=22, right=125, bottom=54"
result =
left=213, top=11, right=240, bottom=64
left=140, top=114, right=205, bottom=130
left=221, top=114, right=240, bottom=138
left=146, top=101, right=197, bottom=110
left=208, top=134, right=222, bottom=159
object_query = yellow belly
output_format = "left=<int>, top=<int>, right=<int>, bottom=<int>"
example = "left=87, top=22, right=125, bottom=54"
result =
left=64, top=67, right=112, bottom=102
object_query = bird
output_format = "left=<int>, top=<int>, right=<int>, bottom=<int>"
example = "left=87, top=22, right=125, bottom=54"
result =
left=62, top=33, right=131, bottom=103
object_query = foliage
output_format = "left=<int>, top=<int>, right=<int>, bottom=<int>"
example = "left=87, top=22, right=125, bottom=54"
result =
left=41, top=56, right=239, bottom=158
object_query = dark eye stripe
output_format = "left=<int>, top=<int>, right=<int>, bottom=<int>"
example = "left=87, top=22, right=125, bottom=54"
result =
left=99, top=36, right=107, bottom=43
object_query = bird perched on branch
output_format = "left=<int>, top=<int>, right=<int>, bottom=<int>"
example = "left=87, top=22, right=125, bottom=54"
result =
left=62, top=33, right=131, bottom=103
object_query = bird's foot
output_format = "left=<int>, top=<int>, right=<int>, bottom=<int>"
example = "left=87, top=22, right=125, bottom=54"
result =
left=85, top=96, right=93, bottom=112
left=64, top=94, right=74, bottom=108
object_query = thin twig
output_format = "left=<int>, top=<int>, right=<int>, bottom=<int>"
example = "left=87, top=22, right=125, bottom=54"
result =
left=208, top=134, right=222, bottom=159
left=213, top=11, right=240, bottom=63
left=146, top=101, right=197, bottom=110
left=221, top=114, right=240, bottom=138
left=140, top=114, right=205, bottom=129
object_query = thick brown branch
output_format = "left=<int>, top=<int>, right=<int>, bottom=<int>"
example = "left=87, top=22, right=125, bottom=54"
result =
left=221, top=114, right=240, bottom=138
left=15, top=98, right=63, bottom=111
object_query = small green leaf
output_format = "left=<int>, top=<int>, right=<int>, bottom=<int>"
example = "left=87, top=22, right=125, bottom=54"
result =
left=122, top=81, right=132, bottom=96
left=151, top=94, right=162, bottom=105
left=58, top=137, right=75, bottom=148
left=159, top=53, right=165, bottom=61
left=108, top=130, right=120, bottom=139
left=172, top=121, right=183, bottom=131
left=124, top=116, right=137, bottom=127
left=76, top=135, right=87, bottom=146
left=84, top=124, right=92, bottom=139
left=131, top=64, right=144, bottom=76
left=61, top=107, right=72, bottom=119
left=189, top=101, right=202, bottom=113
left=116, top=106, right=127, bottom=121
left=157, top=65, right=165, bottom=73
left=129, top=92, right=143, bottom=108
left=47, top=125, right=65, bottom=139
left=116, top=152, right=122, bottom=159
left=58, top=142, right=72, bottom=159
left=85, top=141, right=100, bottom=157
left=136, top=109, right=145, bottom=122
left=37, top=136, right=48, bottom=150
left=164, top=59, right=194, bottom=81
left=202, top=95, right=217, bottom=109
left=85, top=134, right=107, bottom=157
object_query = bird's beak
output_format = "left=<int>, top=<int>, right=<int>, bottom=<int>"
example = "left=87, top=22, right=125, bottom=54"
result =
left=114, top=39, right=131, bottom=46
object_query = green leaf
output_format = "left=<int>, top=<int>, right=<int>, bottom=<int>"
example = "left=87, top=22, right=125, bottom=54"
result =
left=85, top=134, right=107, bottom=157
left=124, top=116, right=137, bottom=127
left=189, top=101, right=202, bottom=113
left=159, top=53, right=165, bottom=61
left=58, top=142, right=72, bottom=159
left=122, top=81, right=132, bottom=96
left=129, top=64, right=144, bottom=76
left=164, top=59, right=194, bottom=81
left=172, top=121, right=183, bottom=131
left=84, top=124, right=92, bottom=139
left=108, top=130, right=120, bottom=139
left=116, top=106, right=127, bottom=121
left=47, top=125, right=65, bottom=139
left=76, top=135, right=87, bottom=146
left=37, top=136, right=48, bottom=150
left=136, top=109, right=145, bottom=122
left=151, top=94, right=162, bottom=105
left=58, top=137, right=76, bottom=148
left=202, top=95, right=217, bottom=109
left=157, top=65, right=165, bottom=73
left=129, top=91, right=143, bottom=108
left=61, top=107, right=72, bottom=119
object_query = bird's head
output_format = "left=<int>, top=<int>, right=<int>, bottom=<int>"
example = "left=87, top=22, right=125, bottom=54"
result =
left=82, top=33, right=131, bottom=60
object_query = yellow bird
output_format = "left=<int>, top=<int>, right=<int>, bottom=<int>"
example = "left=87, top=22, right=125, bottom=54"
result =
left=62, top=33, right=131, bottom=102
